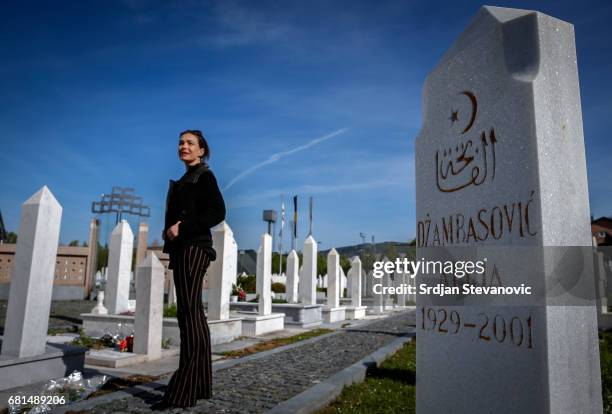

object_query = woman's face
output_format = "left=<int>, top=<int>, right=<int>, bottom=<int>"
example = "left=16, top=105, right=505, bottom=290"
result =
left=178, top=133, right=204, bottom=165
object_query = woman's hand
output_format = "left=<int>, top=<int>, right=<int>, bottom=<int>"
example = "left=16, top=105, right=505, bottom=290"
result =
left=166, top=221, right=181, bottom=240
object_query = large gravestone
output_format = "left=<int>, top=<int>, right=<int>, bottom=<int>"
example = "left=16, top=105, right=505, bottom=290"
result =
left=0, top=187, right=85, bottom=391
left=2, top=187, right=62, bottom=358
left=415, top=6, right=601, bottom=413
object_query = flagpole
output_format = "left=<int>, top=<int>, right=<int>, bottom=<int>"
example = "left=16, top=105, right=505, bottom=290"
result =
left=279, top=194, right=284, bottom=275
left=308, top=196, right=313, bottom=236
left=292, top=195, right=298, bottom=251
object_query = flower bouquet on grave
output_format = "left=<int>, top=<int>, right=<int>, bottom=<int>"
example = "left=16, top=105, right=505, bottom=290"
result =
left=126, top=333, right=134, bottom=352
left=231, top=284, right=245, bottom=302
left=99, top=333, right=116, bottom=348
left=117, top=338, right=128, bottom=352
left=7, top=371, right=109, bottom=413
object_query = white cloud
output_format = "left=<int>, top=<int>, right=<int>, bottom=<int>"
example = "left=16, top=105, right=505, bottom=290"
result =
left=222, top=128, right=349, bottom=191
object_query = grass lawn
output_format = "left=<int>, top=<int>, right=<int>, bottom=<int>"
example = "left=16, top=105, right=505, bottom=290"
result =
left=320, top=333, right=612, bottom=414
left=318, top=339, right=416, bottom=414
left=221, top=328, right=333, bottom=358
left=600, top=331, right=612, bottom=413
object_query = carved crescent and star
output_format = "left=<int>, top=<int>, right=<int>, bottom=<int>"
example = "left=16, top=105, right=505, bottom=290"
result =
left=449, top=91, right=478, bottom=134
left=437, top=91, right=497, bottom=193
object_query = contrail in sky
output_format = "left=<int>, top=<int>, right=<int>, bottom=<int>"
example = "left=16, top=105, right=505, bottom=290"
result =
left=222, top=128, right=349, bottom=191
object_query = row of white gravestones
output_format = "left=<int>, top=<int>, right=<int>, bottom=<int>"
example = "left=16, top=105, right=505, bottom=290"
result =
left=324, top=249, right=367, bottom=321
left=316, top=272, right=348, bottom=291
left=415, top=6, right=601, bottom=414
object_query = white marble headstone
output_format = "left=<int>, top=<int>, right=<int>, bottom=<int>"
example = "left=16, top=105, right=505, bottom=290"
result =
left=1, top=187, right=62, bottom=358
left=415, top=6, right=601, bottom=413
left=299, top=236, right=318, bottom=305
left=207, top=221, right=236, bottom=320
left=256, top=233, right=272, bottom=315
left=105, top=220, right=134, bottom=315
left=134, top=253, right=164, bottom=359
left=326, top=249, right=340, bottom=308
left=349, top=256, right=362, bottom=307
left=286, top=250, right=299, bottom=303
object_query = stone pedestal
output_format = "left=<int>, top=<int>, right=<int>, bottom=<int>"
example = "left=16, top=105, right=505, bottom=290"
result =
left=345, top=306, right=367, bottom=320
left=230, top=302, right=322, bottom=328
left=81, top=313, right=243, bottom=346
left=240, top=313, right=286, bottom=336
left=322, top=306, right=346, bottom=323
left=0, top=344, right=86, bottom=391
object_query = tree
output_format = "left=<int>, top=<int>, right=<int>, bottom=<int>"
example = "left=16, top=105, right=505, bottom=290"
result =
left=272, top=252, right=287, bottom=274
left=97, top=243, right=109, bottom=271
left=361, top=246, right=376, bottom=272
left=383, top=244, right=399, bottom=261
left=6, top=232, right=17, bottom=243
left=68, top=240, right=80, bottom=247
left=317, top=253, right=327, bottom=276
left=340, top=256, right=351, bottom=275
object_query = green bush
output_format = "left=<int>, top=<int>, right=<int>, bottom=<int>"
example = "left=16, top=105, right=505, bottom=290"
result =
left=271, top=282, right=285, bottom=293
left=164, top=303, right=177, bottom=318
left=238, top=274, right=256, bottom=293
left=71, top=329, right=97, bottom=349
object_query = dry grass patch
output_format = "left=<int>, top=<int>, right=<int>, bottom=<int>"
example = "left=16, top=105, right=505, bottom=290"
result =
left=222, top=328, right=333, bottom=358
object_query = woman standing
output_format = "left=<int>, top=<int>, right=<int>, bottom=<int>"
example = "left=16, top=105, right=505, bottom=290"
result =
left=158, top=129, right=225, bottom=409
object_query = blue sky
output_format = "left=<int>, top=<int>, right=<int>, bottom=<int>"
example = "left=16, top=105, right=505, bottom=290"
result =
left=1, top=0, right=611, bottom=250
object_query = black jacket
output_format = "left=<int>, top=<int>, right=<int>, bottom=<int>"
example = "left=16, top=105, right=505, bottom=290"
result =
left=162, top=163, right=226, bottom=263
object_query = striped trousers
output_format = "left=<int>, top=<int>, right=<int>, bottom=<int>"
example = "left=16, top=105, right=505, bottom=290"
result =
left=164, top=245, right=213, bottom=407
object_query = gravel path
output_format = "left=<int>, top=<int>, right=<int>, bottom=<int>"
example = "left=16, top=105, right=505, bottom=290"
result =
left=0, top=300, right=93, bottom=333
